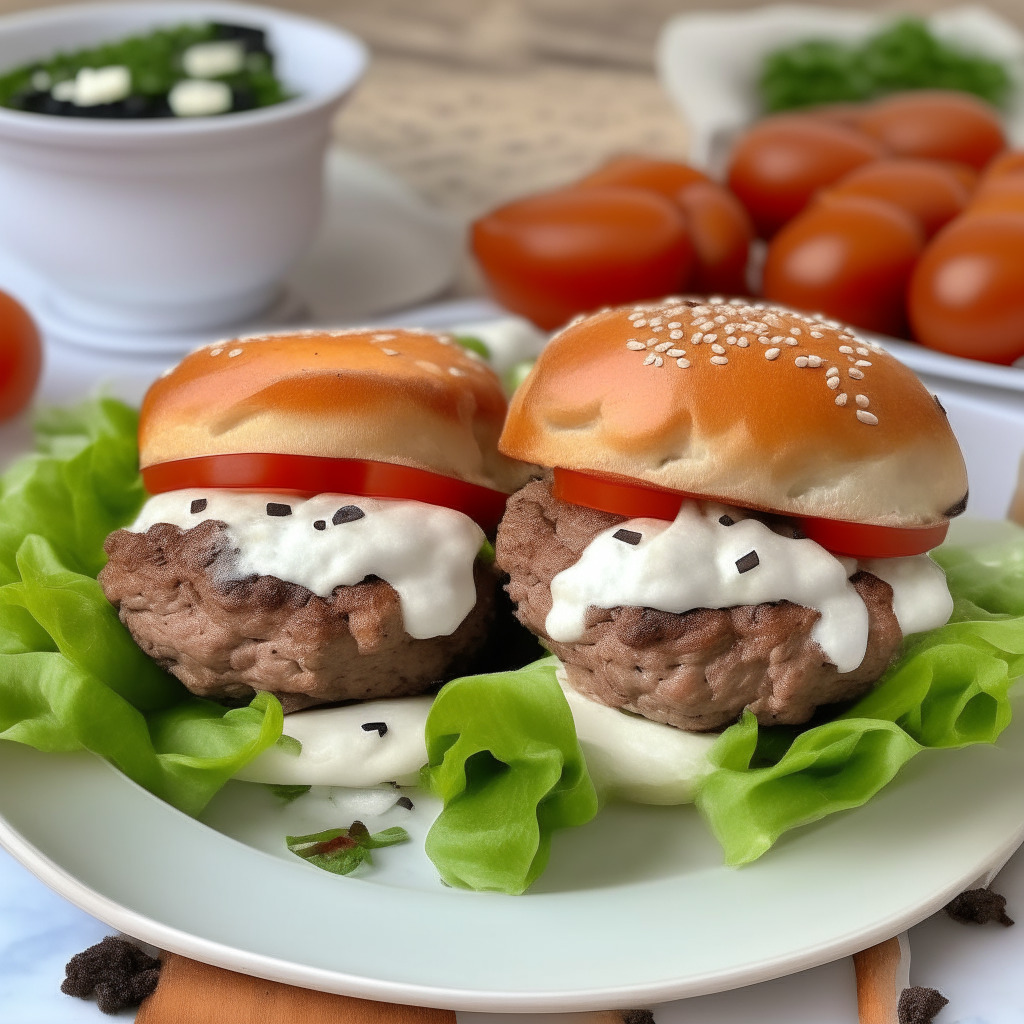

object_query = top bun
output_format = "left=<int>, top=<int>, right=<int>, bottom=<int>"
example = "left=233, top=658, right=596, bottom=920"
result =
left=499, top=299, right=967, bottom=527
left=141, top=329, right=529, bottom=494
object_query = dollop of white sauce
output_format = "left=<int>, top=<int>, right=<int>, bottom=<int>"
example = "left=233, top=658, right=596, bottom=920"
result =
left=233, top=665, right=716, bottom=804
left=130, top=490, right=485, bottom=639
left=235, top=696, right=432, bottom=788
left=545, top=501, right=953, bottom=675
left=861, top=555, right=954, bottom=636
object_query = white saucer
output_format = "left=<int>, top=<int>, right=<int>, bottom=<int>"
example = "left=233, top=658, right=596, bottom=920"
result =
left=0, top=146, right=462, bottom=361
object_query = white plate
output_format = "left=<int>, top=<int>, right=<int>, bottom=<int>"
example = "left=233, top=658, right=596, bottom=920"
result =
left=0, top=146, right=462, bottom=361
left=2, top=641, right=1024, bottom=1012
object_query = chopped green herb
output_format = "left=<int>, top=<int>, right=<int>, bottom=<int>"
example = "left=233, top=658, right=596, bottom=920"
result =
left=454, top=335, right=491, bottom=360
left=478, top=539, right=496, bottom=565
left=286, top=821, right=409, bottom=875
left=266, top=784, right=310, bottom=803
left=760, top=17, right=1011, bottom=112
left=503, top=359, right=535, bottom=396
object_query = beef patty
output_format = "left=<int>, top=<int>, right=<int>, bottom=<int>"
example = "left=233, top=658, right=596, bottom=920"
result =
left=100, top=519, right=496, bottom=711
left=495, top=478, right=903, bottom=731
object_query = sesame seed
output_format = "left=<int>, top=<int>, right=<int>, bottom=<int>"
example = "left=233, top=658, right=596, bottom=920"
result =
left=691, top=333, right=704, bottom=343
left=667, top=348, right=685, bottom=357
left=807, top=355, right=823, bottom=367
left=790, top=327, right=802, bottom=335
left=628, top=312, right=643, bottom=320
left=839, top=345, right=854, bottom=354
left=651, top=326, right=664, bottom=332
left=643, top=353, right=664, bottom=367
left=649, top=317, right=663, bottom=326
left=726, top=337, right=736, bottom=345
left=704, top=334, right=718, bottom=343
left=856, top=410, right=878, bottom=425
left=810, top=331, right=824, bottom=338
left=449, top=367, right=466, bottom=376
left=228, top=348, right=243, bottom=357
left=738, top=337, right=750, bottom=347
left=711, top=344, right=726, bottom=354
left=855, top=359, right=872, bottom=367
left=855, top=395, right=869, bottom=407
left=836, top=393, right=848, bottom=406
left=784, top=338, right=799, bottom=346
left=714, top=315, right=728, bottom=324
left=633, top=319, right=647, bottom=327
left=668, top=322, right=682, bottom=329
left=210, top=348, right=223, bottom=356
left=373, top=333, right=395, bottom=341
left=826, top=376, right=841, bottom=390
left=826, top=367, right=840, bottom=377
left=676, top=357, right=690, bottom=368
left=381, top=348, right=399, bottom=355
left=710, top=355, right=729, bottom=365
left=626, top=340, right=646, bottom=351
left=654, top=341, right=673, bottom=352
left=765, top=348, right=781, bottom=360
left=849, top=368, right=865, bottom=380
left=724, top=325, right=736, bottom=334
left=795, top=356, right=809, bottom=367
left=856, top=347, right=870, bottom=356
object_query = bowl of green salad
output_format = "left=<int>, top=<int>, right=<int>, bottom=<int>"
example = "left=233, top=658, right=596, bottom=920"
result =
left=0, top=1, right=366, bottom=337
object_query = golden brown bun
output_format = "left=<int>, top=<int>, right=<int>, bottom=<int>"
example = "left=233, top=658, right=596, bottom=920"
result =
left=500, top=300, right=967, bottom=527
left=141, top=329, right=530, bottom=493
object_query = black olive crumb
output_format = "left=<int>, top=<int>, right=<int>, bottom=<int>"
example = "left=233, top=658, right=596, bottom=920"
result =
left=719, top=515, right=735, bottom=526
left=613, top=529, right=642, bottom=545
left=333, top=505, right=365, bottom=525
left=190, top=498, right=207, bottom=514
left=361, top=721, right=388, bottom=737
left=621, top=1010, right=655, bottom=1024
left=735, top=550, right=760, bottom=573
left=266, top=502, right=292, bottom=517
left=397, top=795, right=414, bottom=810
left=61, top=935, right=161, bottom=1015
left=898, top=986, right=948, bottom=1024
left=945, top=887, right=1014, bottom=926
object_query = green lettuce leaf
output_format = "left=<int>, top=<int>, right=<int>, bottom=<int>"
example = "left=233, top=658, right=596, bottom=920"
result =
left=0, top=398, right=281, bottom=816
left=698, top=533, right=1024, bottom=865
left=423, top=656, right=598, bottom=894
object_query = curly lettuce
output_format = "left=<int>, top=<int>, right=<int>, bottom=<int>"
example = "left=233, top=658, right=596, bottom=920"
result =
left=423, top=656, right=598, bottom=894
left=0, top=399, right=281, bottom=816
left=697, top=531, right=1024, bottom=865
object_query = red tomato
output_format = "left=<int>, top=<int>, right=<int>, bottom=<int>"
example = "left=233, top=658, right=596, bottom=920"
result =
left=675, top=181, right=754, bottom=295
left=471, top=186, right=694, bottom=330
left=574, top=155, right=709, bottom=199
left=821, top=158, right=969, bottom=238
left=551, top=467, right=947, bottom=557
left=965, top=176, right=1024, bottom=218
left=908, top=213, right=1024, bottom=365
left=0, top=289, right=41, bottom=422
left=856, top=90, right=1004, bottom=171
left=142, top=454, right=510, bottom=531
left=981, top=150, right=1024, bottom=183
left=727, top=115, right=884, bottom=237
left=762, top=194, right=924, bottom=337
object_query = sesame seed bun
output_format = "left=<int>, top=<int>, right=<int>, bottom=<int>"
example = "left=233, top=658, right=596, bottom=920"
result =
left=498, top=300, right=967, bottom=528
left=140, top=329, right=530, bottom=493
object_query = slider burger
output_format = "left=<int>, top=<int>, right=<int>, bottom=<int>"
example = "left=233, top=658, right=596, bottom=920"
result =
left=100, top=329, right=530, bottom=712
left=495, top=299, right=967, bottom=732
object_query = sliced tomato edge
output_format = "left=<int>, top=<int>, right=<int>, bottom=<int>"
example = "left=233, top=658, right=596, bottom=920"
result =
left=551, top=466, right=949, bottom=558
left=141, top=454, right=510, bottom=533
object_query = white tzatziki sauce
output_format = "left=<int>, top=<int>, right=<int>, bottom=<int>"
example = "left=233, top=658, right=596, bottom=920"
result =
left=545, top=501, right=953, bottom=674
left=129, top=490, right=486, bottom=639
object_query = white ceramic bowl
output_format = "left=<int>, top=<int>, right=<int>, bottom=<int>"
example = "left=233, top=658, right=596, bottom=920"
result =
left=0, top=1, right=366, bottom=335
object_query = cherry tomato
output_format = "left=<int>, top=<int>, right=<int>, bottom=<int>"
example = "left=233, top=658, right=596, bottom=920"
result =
left=821, top=158, right=969, bottom=238
left=471, top=186, right=694, bottom=330
left=727, top=115, right=883, bottom=237
left=674, top=181, right=753, bottom=295
left=762, top=194, right=924, bottom=337
left=142, top=454, right=510, bottom=532
left=908, top=213, right=1024, bottom=365
left=965, top=176, right=1024, bottom=218
left=980, top=150, right=1024, bottom=183
left=574, top=155, right=709, bottom=199
left=0, top=289, right=41, bottom=422
left=856, top=90, right=1004, bottom=171
left=551, top=467, right=947, bottom=557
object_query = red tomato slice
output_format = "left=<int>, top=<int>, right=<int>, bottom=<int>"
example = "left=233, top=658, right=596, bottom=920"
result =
left=142, top=454, right=510, bottom=532
left=552, top=467, right=947, bottom=558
